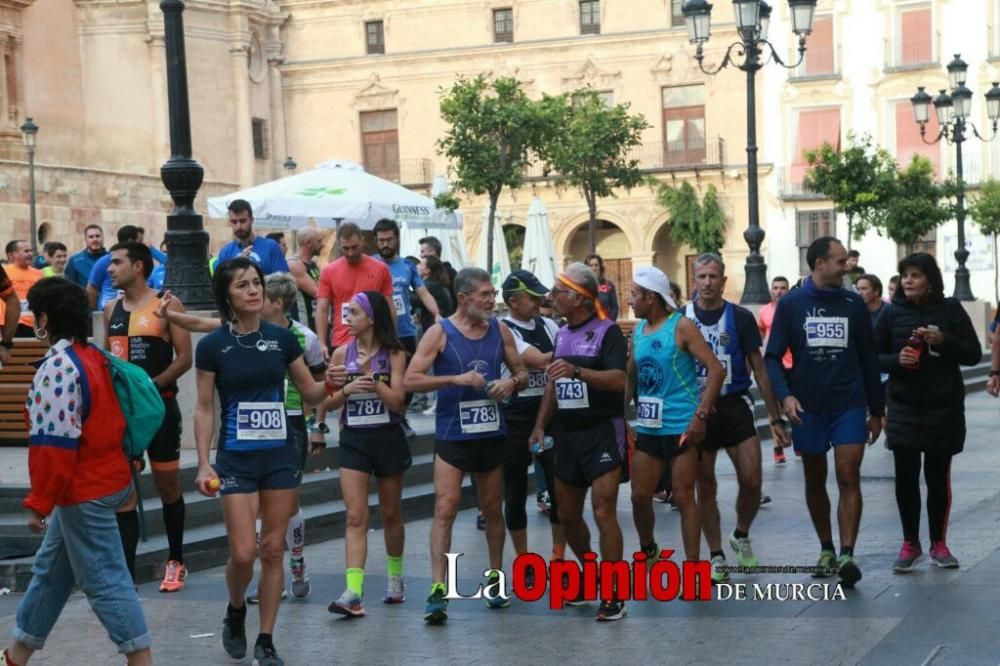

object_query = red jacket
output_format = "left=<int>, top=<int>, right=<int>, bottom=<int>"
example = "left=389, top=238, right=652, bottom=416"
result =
left=23, top=340, right=130, bottom=516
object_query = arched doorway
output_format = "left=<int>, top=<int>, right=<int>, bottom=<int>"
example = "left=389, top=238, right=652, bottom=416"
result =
left=503, top=223, right=525, bottom=269
left=566, top=219, right=632, bottom=318
left=650, top=222, right=694, bottom=301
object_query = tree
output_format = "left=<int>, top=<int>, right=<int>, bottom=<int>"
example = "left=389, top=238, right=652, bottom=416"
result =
left=877, top=155, right=952, bottom=253
left=437, top=75, right=552, bottom=271
left=655, top=181, right=726, bottom=254
left=541, top=88, right=649, bottom=253
left=969, top=179, right=1000, bottom=304
left=803, top=133, right=896, bottom=247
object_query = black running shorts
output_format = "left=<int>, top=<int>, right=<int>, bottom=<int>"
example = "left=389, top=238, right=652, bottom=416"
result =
left=702, top=393, right=758, bottom=451
left=339, top=424, right=413, bottom=478
left=435, top=437, right=505, bottom=474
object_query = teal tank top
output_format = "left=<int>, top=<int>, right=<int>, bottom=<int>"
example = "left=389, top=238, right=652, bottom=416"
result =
left=633, top=313, right=700, bottom=436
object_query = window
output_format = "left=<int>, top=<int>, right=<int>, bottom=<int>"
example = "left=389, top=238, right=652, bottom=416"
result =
left=896, top=5, right=932, bottom=66
left=796, top=210, right=835, bottom=274
left=580, top=0, right=600, bottom=35
left=361, top=109, right=399, bottom=182
left=493, top=8, right=514, bottom=43
left=894, top=99, right=940, bottom=176
left=365, top=20, right=385, bottom=54
left=662, top=85, right=706, bottom=166
left=251, top=118, right=269, bottom=160
left=572, top=89, right=614, bottom=106
left=671, top=0, right=686, bottom=27
left=791, top=107, right=840, bottom=187
left=797, top=15, right=835, bottom=77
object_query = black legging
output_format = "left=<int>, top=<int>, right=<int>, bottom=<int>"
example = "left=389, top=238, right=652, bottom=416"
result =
left=893, top=449, right=953, bottom=544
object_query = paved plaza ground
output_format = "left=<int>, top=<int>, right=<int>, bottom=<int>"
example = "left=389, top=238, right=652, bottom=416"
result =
left=2, top=393, right=999, bottom=664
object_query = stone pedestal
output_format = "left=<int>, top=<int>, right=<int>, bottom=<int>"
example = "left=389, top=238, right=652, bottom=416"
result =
left=960, top=301, right=992, bottom=351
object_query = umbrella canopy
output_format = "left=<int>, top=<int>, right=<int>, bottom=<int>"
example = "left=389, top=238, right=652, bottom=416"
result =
left=475, top=207, right=511, bottom=303
left=521, top=196, right=557, bottom=290
left=207, top=160, right=461, bottom=230
left=399, top=175, right=468, bottom=268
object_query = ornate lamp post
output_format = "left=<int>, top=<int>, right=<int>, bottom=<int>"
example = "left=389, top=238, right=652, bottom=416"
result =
left=682, top=0, right=817, bottom=304
left=159, top=0, right=213, bottom=308
left=283, top=156, right=298, bottom=175
left=911, top=54, right=1000, bottom=301
left=19, top=118, right=38, bottom=254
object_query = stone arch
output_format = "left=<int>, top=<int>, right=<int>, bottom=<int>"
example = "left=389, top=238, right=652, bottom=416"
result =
left=646, top=216, right=696, bottom=301
left=556, top=210, right=641, bottom=266
left=37, top=222, right=52, bottom=246
left=560, top=214, right=636, bottom=318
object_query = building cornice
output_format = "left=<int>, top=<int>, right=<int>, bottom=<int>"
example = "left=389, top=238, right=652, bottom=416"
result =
left=0, top=0, right=36, bottom=9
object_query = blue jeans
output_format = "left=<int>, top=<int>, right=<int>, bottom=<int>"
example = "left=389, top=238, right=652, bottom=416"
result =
left=14, top=485, right=152, bottom=654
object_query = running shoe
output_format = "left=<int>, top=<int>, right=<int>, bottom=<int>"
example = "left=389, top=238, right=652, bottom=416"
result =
left=159, top=559, right=186, bottom=593
left=728, top=531, right=760, bottom=568
left=423, top=404, right=436, bottom=416
left=424, top=588, right=449, bottom=624
left=813, top=550, right=837, bottom=578
left=652, top=490, right=670, bottom=503
left=329, top=590, right=366, bottom=617
left=760, top=494, right=772, bottom=505
left=485, top=571, right=511, bottom=609
left=536, top=490, right=551, bottom=513
left=773, top=447, right=786, bottom=465
left=476, top=513, right=486, bottom=531
left=929, top=541, right=960, bottom=568
left=893, top=541, right=924, bottom=573
left=595, top=600, right=627, bottom=622
left=289, top=557, right=310, bottom=598
left=246, top=586, right=287, bottom=604
left=222, top=604, right=247, bottom=660
left=710, top=554, right=729, bottom=583
left=837, top=554, right=863, bottom=587
left=253, top=642, right=284, bottom=666
left=383, top=575, right=406, bottom=604
left=641, top=541, right=660, bottom=563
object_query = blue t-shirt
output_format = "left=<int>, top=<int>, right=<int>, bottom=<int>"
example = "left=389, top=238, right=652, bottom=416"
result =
left=217, top=237, right=289, bottom=275
left=65, top=248, right=106, bottom=289
left=87, top=253, right=120, bottom=310
left=195, top=320, right=303, bottom=452
left=379, top=255, right=424, bottom=338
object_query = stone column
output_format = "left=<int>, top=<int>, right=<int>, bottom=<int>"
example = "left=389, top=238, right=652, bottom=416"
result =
left=230, top=42, right=254, bottom=188
left=267, top=54, right=287, bottom=181
left=146, top=31, right=169, bottom=164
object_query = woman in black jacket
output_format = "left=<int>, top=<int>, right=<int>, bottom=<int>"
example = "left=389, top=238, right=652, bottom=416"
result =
left=874, top=253, right=981, bottom=573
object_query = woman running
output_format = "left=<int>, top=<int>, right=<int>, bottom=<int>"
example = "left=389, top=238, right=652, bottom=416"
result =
left=325, top=290, right=411, bottom=617
left=194, top=257, right=332, bottom=666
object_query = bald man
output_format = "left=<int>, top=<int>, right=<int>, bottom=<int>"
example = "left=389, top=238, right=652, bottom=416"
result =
left=288, top=228, right=323, bottom=330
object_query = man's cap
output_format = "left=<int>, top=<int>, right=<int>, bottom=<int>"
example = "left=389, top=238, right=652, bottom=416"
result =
left=633, top=266, right=678, bottom=310
left=501, top=269, right=549, bottom=296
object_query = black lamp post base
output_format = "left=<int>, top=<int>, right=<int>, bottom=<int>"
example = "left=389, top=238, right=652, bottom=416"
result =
left=953, top=266, right=975, bottom=301
left=741, top=257, right=771, bottom=304
left=163, top=214, right=214, bottom=310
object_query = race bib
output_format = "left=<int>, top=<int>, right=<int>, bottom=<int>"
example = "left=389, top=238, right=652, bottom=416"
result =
left=341, top=303, right=351, bottom=325
left=555, top=378, right=589, bottom=409
left=393, top=294, right=406, bottom=315
left=520, top=370, right=547, bottom=398
left=696, top=353, right=731, bottom=387
left=236, top=402, right=287, bottom=441
left=345, top=392, right=390, bottom=426
left=459, top=399, right=501, bottom=434
left=804, top=316, right=849, bottom=349
left=636, top=396, right=663, bottom=429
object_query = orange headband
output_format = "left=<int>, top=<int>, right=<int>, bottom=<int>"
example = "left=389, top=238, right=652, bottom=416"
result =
left=557, top=274, right=608, bottom=320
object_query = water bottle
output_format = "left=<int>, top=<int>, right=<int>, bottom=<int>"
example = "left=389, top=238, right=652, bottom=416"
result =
left=485, top=380, right=511, bottom=406
left=531, top=435, right=554, bottom=455
left=905, top=332, right=924, bottom=370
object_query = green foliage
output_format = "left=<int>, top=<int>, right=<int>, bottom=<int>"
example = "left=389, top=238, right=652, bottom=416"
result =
left=878, top=155, right=952, bottom=248
left=503, top=225, right=525, bottom=269
left=433, top=192, right=461, bottom=212
left=969, top=179, right=1000, bottom=236
left=655, top=181, right=725, bottom=254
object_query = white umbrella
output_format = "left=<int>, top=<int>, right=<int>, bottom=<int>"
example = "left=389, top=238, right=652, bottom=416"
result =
left=475, top=207, right=511, bottom=302
left=399, top=175, right=468, bottom=267
left=521, top=196, right=557, bottom=289
left=207, top=160, right=461, bottom=230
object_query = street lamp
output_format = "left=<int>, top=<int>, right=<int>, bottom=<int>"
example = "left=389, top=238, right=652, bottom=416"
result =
left=283, top=156, right=298, bottom=175
left=19, top=118, right=38, bottom=254
left=681, top=0, right=818, bottom=304
left=911, top=54, right=1000, bottom=301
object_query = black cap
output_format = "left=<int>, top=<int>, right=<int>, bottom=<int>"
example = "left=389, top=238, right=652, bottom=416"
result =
left=501, top=269, right=550, bottom=296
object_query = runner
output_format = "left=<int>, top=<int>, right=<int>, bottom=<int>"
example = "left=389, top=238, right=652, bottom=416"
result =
left=324, top=291, right=411, bottom=617
left=684, top=254, right=790, bottom=582
left=158, top=273, right=326, bottom=602
left=627, top=266, right=723, bottom=569
left=104, top=242, right=193, bottom=591
left=528, top=262, right=629, bottom=622
left=404, top=267, right=527, bottom=624
left=287, top=227, right=323, bottom=331
left=758, top=275, right=793, bottom=464
left=498, top=270, right=565, bottom=567
left=764, top=237, right=884, bottom=588
left=193, top=257, right=334, bottom=666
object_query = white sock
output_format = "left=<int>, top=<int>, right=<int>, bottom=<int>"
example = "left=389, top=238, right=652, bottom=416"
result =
left=285, top=508, right=305, bottom=560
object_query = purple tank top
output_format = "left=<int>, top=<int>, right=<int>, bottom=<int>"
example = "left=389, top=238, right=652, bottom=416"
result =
left=339, top=342, right=401, bottom=429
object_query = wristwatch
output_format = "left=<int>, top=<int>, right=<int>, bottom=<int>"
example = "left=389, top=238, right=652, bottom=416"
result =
left=0, top=339, right=12, bottom=350
left=695, top=409, right=709, bottom=421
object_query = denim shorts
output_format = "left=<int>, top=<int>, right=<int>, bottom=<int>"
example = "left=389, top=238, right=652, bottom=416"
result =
left=214, top=441, right=303, bottom=494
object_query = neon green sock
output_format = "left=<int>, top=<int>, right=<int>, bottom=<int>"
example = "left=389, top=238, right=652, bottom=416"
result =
left=430, top=581, right=447, bottom=595
left=346, top=568, right=364, bottom=596
left=387, top=555, right=404, bottom=577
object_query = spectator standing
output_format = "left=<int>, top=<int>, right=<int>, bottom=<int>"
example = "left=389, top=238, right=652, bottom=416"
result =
left=41, top=242, right=68, bottom=277
left=3, top=241, right=45, bottom=337
left=265, top=232, right=288, bottom=257
left=419, top=236, right=458, bottom=301
left=216, top=200, right=289, bottom=275
left=585, top=254, right=621, bottom=320
left=416, top=256, right=454, bottom=331
left=855, top=274, right=886, bottom=328
left=87, top=225, right=144, bottom=311
left=0, top=265, right=21, bottom=362
left=843, top=249, right=864, bottom=289
left=63, top=224, right=107, bottom=288
left=287, top=228, right=324, bottom=331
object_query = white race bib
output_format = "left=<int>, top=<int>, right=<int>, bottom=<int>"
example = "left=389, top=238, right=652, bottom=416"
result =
left=393, top=294, right=406, bottom=315
left=458, top=399, right=501, bottom=434
left=341, top=303, right=351, bottom=325
left=520, top=370, right=547, bottom=398
left=345, top=392, right=390, bottom=426
left=636, top=396, right=663, bottom=429
left=804, top=316, right=849, bottom=349
left=696, top=353, right=731, bottom=387
left=236, top=401, right=287, bottom=441
left=555, top=378, right=589, bottom=409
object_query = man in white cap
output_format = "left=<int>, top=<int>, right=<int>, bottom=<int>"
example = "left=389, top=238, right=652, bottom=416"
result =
left=627, top=266, right=724, bottom=567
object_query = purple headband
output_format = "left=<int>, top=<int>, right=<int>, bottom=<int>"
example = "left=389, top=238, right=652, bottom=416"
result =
left=352, top=292, right=374, bottom=319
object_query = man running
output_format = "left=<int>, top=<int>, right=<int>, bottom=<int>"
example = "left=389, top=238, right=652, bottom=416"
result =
left=529, top=262, right=629, bottom=622
left=628, top=266, right=723, bottom=569
left=105, top=241, right=192, bottom=590
left=405, top=267, right=527, bottom=624
left=758, top=275, right=793, bottom=465
left=684, top=254, right=789, bottom=582
left=217, top=199, right=290, bottom=275
left=765, top=236, right=884, bottom=587
left=287, top=227, right=323, bottom=331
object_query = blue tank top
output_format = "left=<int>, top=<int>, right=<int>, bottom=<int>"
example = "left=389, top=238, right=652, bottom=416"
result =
left=684, top=301, right=752, bottom=396
left=339, top=341, right=401, bottom=429
left=433, top=318, right=506, bottom=441
left=633, top=314, right=700, bottom=436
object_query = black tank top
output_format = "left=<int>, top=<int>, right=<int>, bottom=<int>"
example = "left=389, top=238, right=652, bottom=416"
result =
left=107, top=295, right=176, bottom=395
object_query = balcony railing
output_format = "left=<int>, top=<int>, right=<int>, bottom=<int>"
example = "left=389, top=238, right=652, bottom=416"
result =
left=522, top=137, right=726, bottom=178
left=777, top=166, right=826, bottom=199
left=366, top=158, right=434, bottom=186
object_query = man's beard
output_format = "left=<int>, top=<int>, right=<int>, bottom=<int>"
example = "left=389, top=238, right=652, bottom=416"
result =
left=378, top=246, right=396, bottom=260
left=467, top=303, right=494, bottom=321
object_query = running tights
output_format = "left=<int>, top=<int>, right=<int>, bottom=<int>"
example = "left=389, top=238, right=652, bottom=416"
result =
left=503, top=449, right=560, bottom=531
left=893, top=449, right=953, bottom=544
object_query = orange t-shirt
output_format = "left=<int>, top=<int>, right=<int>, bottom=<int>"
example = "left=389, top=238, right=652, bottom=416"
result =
left=0, top=264, right=44, bottom=327
left=758, top=301, right=793, bottom=370
left=317, top=255, right=393, bottom=347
